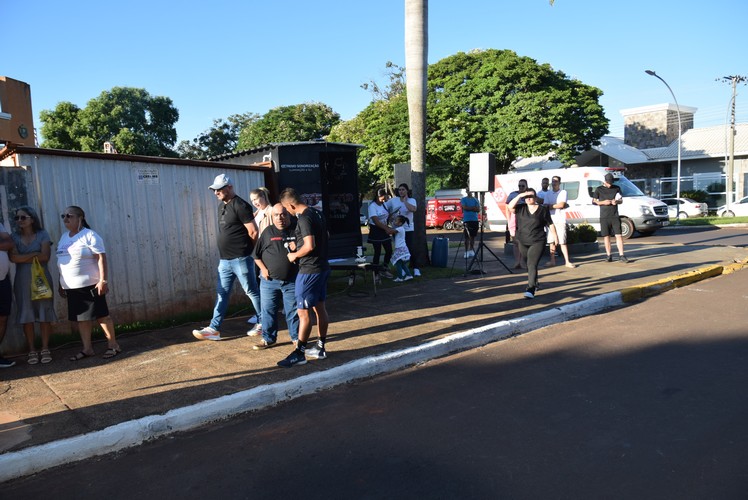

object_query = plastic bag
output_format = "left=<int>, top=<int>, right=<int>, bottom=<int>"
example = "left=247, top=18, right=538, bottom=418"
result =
left=31, top=257, right=53, bottom=301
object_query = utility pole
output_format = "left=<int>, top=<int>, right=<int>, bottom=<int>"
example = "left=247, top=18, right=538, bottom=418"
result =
left=718, top=75, right=747, bottom=211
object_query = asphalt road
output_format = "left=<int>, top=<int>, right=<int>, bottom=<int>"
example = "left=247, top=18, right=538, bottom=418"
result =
left=4, top=265, right=747, bottom=499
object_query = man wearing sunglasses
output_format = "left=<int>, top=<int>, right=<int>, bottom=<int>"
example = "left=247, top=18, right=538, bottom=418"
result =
left=193, top=174, right=261, bottom=341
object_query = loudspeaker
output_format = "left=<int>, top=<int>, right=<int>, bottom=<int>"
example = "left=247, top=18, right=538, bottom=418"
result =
left=469, top=153, right=495, bottom=192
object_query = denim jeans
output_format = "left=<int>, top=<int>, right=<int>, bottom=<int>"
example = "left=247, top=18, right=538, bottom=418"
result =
left=209, top=256, right=261, bottom=330
left=259, top=276, right=299, bottom=343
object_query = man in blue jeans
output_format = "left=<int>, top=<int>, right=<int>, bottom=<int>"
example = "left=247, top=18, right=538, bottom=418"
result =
left=251, top=204, right=299, bottom=349
left=193, top=174, right=261, bottom=341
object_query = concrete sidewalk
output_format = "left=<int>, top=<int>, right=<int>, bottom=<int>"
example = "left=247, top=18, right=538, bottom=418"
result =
left=0, top=236, right=746, bottom=481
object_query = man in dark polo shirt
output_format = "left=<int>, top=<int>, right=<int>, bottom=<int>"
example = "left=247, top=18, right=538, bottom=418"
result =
left=277, top=188, right=330, bottom=367
left=193, top=174, right=261, bottom=340
left=251, top=204, right=299, bottom=350
left=593, top=173, right=628, bottom=263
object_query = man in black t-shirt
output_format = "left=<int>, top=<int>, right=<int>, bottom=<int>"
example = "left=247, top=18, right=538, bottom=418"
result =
left=593, top=173, right=628, bottom=263
left=192, top=174, right=261, bottom=341
left=277, top=188, right=331, bottom=368
left=251, top=204, right=299, bottom=350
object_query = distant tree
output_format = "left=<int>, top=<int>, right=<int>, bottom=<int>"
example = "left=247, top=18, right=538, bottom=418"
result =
left=361, top=61, right=406, bottom=102
left=40, top=87, right=180, bottom=157
left=177, top=113, right=258, bottom=160
left=38, top=102, right=82, bottom=150
left=328, top=94, right=410, bottom=195
left=236, top=102, right=341, bottom=150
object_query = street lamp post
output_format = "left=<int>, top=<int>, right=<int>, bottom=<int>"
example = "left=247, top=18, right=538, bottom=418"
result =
left=645, top=70, right=682, bottom=221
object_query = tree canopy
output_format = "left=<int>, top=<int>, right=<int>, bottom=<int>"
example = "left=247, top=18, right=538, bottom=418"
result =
left=331, top=49, right=609, bottom=193
left=176, top=113, right=258, bottom=160
left=236, top=102, right=341, bottom=151
left=39, top=87, right=179, bottom=157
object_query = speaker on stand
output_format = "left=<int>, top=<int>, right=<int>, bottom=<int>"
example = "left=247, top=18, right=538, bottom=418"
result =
left=466, top=153, right=512, bottom=276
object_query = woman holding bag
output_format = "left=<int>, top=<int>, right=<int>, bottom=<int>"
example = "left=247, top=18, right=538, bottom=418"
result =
left=9, top=206, right=57, bottom=364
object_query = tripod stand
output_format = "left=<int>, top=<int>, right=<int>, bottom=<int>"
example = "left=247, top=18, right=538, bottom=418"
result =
left=465, top=192, right=512, bottom=277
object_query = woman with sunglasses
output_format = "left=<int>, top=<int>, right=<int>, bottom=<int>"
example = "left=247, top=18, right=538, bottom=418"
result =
left=9, top=206, right=57, bottom=364
left=507, top=188, right=559, bottom=300
left=56, top=206, right=120, bottom=360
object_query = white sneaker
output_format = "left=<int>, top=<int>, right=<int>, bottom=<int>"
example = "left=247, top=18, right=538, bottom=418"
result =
left=306, top=346, right=327, bottom=360
left=404, top=275, right=413, bottom=281
left=414, top=269, right=421, bottom=277
left=464, top=251, right=470, bottom=258
left=246, top=315, right=258, bottom=324
left=393, top=277, right=404, bottom=282
left=246, top=324, right=263, bottom=336
left=192, top=326, right=221, bottom=341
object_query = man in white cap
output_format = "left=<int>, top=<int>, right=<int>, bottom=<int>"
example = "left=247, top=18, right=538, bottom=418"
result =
left=193, top=174, right=262, bottom=340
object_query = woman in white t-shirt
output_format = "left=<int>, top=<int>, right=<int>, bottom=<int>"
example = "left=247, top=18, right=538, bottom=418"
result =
left=385, top=183, right=419, bottom=276
left=56, top=206, right=120, bottom=361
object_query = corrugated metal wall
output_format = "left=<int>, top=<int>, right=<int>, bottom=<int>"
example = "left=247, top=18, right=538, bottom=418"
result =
left=0, top=150, right=268, bottom=353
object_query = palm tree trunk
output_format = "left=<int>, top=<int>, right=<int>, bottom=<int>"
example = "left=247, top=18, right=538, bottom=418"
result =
left=404, top=0, right=428, bottom=267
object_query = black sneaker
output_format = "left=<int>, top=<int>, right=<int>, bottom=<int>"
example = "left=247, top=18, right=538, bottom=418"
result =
left=606, top=254, right=613, bottom=262
left=619, top=255, right=629, bottom=263
left=0, top=356, right=15, bottom=368
left=277, top=349, right=307, bottom=368
left=523, top=286, right=536, bottom=299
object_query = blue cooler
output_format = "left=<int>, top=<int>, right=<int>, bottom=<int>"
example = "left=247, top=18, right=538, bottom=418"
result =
left=431, top=237, right=449, bottom=268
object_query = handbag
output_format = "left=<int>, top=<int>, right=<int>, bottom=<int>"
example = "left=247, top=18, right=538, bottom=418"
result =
left=31, top=257, right=53, bottom=301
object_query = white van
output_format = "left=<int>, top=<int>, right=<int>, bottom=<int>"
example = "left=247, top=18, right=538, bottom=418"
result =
left=484, top=166, right=669, bottom=238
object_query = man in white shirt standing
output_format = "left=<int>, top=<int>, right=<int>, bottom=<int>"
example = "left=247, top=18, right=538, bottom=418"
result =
left=543, top=175, right=576, bottom=268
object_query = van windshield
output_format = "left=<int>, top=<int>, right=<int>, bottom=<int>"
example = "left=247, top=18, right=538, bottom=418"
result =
left=588, top=176, right=645, bottom=197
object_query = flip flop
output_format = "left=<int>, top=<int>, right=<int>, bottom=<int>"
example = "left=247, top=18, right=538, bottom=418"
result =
left=102, top=348, right=121, bottom=359
left=69, top=351, right=94, bottom=361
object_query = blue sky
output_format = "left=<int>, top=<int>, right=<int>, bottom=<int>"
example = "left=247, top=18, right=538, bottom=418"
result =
left=5, top=0, right=747, bottom=146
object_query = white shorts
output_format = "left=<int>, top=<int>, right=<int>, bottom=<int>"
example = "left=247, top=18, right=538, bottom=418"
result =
left=547, top=221, right=567, bottom=245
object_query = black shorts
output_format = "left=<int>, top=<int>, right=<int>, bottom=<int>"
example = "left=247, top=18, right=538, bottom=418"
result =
left=600, top=217, right=622, bottom=237
left=66, top=285, right=110, bottom=322
left=0, top=275, right=11, bottom=316
left=463, top=220, right=479, bottom=238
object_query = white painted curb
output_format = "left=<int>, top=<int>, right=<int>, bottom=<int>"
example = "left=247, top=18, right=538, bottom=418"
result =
left=0, top=291, right=624, bottom=482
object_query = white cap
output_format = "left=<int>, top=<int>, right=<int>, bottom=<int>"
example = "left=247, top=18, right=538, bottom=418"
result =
left=209, top=174, right=232, bottom=190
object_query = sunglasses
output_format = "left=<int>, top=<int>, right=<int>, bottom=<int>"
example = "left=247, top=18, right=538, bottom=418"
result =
left=14, top=215, right=30, bottom=221
left=61, top=214, right=77, bottom=220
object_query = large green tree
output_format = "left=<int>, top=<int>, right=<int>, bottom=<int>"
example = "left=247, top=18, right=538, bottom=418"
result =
left=40, top=87, right=179, bottom=157
left=177, top=113, right=258, bottom=160
left=236, top=102, right=341, bottom=150
left=427, top=49, right=608, bottom=185
left=333, top=48, right=608, bottom=192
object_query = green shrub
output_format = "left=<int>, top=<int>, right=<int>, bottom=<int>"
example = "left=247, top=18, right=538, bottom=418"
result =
left=680, top=190, right=709, bottom=203
left=566, top=223, right=597, bottom=244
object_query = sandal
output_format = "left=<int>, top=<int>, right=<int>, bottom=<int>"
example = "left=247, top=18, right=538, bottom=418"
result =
left=102, top=348, right=121, bottom=359
left=27, top=351, right=39, bottom=365
left=40, top=349, right=52, bottom=364
left=69, top=351, right=94, bottom=361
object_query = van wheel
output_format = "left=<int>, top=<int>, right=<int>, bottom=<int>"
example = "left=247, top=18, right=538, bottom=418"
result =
left=620, top=218, right=635, bottom=239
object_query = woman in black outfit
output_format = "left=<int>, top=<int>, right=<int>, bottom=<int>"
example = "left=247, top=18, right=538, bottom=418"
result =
left=507, top=188, right=559, bottom=299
